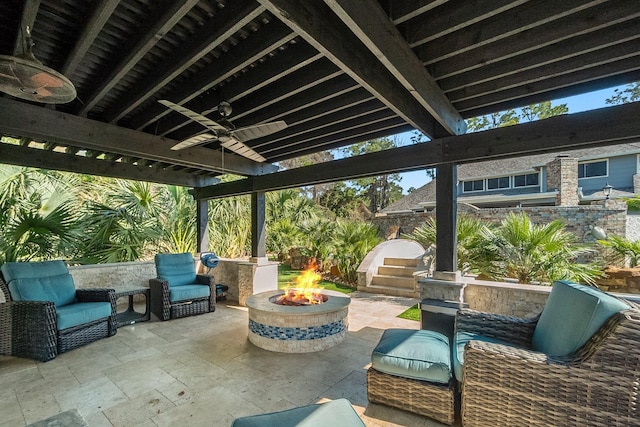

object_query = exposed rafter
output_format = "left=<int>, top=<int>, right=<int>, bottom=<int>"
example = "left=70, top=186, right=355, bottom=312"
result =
left=259, top=0, right=447, bottom=138
left=324, top=0, right=465, bottom=136
left=12, top=0, right=40, bottom=55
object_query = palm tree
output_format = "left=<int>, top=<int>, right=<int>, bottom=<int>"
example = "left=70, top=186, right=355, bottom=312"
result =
left=477, top=212, right=601, bottom=284
left=332, top=220, right=382, bottom=283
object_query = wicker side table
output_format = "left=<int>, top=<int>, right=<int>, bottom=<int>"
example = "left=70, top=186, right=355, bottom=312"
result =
left=114, top=286, right=150, bottom=327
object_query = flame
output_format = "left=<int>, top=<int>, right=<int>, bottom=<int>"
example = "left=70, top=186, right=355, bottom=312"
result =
left=284, top=259, right=324, bottom=304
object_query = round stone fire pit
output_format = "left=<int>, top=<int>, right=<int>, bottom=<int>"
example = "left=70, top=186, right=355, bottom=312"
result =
left=246, top=289, right=350, bottom=353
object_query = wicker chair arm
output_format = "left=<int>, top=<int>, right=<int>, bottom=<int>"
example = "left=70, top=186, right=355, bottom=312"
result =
left=0, top=300, right=58, bottom=361
left=149, top=278, right=171, bottom=321
left=456, top=309, right=538, bottom=347
left=76, top=288, right=116, bottom=303
left=196, top=274, right=215, bottom=286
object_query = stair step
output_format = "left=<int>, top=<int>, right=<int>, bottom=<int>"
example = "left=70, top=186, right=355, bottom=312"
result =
left=378, top=265, right=416, bottom=277
left=357, top=284, right=419, bottom=298
left=371, top=274, right=415, bottom=289
left=384, top=257, right=419, bottom=267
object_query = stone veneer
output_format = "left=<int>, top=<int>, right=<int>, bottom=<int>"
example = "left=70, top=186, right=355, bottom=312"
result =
left=597, top=266, right=640, bottom=293
left=246, top=290, right=350, bottom=353
left=546, top=156, right=579, bottom=206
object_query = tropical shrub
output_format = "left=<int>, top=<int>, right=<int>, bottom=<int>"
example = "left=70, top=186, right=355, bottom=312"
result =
left=598, top=234, right=640, bottom=267
left=332, top=219, right=383, bottom=283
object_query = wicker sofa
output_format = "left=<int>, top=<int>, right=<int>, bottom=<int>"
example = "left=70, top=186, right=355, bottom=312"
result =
left=0, top=260, right=117, bottom=362
left=456, top=280, right=640, bottom=426
left=149, top=253, right=215, bottom=321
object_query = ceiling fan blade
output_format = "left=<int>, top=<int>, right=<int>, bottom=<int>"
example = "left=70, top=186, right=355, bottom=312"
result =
left=158, top=99, right=227, bottom=133
left=232, top=121, right=287, bottom=142
left=171, top=133, right=218, bottom=150
left=219, top=136, right=266, bottom=162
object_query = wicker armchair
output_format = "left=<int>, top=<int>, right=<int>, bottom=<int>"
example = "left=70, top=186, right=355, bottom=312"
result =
left=457, top=281, right=640, bottom=427
left=149, top=253, right=215, bottom=321
left=0, top=261, right=117, bottom=362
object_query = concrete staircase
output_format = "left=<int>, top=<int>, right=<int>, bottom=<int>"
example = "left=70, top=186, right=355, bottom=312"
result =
left=360, top=257, right=420, bottom=298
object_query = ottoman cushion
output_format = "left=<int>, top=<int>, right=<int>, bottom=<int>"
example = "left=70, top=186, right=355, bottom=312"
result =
left=371, top=329, right=451, bottom=384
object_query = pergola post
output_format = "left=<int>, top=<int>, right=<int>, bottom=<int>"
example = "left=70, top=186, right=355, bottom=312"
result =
left=196, top=199, right=208, bottom=253
left=435, top=162, right=459, bottom=280
left=251, top=191, right=267, bottom=261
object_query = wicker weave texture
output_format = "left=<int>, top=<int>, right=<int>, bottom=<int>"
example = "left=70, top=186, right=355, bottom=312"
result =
left=367, top=368, right=456, bottom=425
left=149, top=274, right=215, bottom=321
left=460, top=304, right=640, bottom=427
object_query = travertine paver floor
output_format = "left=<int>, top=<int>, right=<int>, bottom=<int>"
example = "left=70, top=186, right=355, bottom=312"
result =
left=0, top=291, right=457, bottom=426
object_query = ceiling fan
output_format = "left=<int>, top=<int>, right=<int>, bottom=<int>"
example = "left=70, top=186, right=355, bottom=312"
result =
left=0, top=26, right=76, bottom=104
left=158, top=100, right=287, bottom=163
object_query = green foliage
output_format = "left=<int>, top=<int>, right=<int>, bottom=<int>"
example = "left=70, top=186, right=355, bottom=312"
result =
left=403, top=215, right=491, bottom=274
left=606, top=82, right=640, bottom=105
left=332, top=220, right=383, bottom=283
left=466, top=101, right=569, bottom=132
left=472, top=212, right=601, bottom=285
left=625, top=196, right=640, bottom=212
left=598, top=235, right=640, bottom=267
left=397, top=304, right=420, bottom=321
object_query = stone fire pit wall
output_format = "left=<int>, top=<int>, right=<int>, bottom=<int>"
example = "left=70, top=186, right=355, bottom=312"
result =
left=246, top=290, right=350, bottom=353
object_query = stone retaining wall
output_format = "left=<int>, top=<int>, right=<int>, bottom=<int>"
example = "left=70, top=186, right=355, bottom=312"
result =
left=597, top=267, right=640, bottom=293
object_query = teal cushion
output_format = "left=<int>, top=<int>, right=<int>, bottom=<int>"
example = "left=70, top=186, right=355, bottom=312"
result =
left=453, top=331, right=515, bottom=382
left=169, top=284, right=210, bottom=302
left=8, top=274, right=77, bottom=307
left=532, top=280, right=629, bottom=356
left=155, top=253, right=196, bottom=287
left=231, top=398, right=364, bottom=427
left=1, top=260, right=69, bottom=282
left=56, top=301, right=112, bottom=330
left=371, top=329, right=451, bottom=384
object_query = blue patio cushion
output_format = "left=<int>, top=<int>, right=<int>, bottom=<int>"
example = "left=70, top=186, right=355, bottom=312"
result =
left=1, top=260, right=69, bottom=282
left=231, top=398, right=364, bottom=427
left=169, top=284, right=210, bottom=302
left=453, top=331, right=515, bottom=382
left=371, top=329, right=451, bottom=384
left=56, top=301, right=112, bottom=330
left=154, top=253, right=197, bottom=287
left=532, top=280, right=629, bottom=356
left=8, top=274, right=77, bottom=307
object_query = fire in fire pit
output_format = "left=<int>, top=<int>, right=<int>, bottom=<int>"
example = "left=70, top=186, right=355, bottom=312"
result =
left=273, top=260, right=327, bottom=306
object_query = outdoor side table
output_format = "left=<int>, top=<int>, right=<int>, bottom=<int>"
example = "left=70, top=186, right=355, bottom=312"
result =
left=114, top=285, right=150, bottom=327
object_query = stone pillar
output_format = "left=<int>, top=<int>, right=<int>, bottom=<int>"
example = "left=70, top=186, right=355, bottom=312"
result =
left=633, top=174, right=640, bottom=193
left=546, top=156, right=578, bottom=206
left=236, top=261, right=278, bottom=306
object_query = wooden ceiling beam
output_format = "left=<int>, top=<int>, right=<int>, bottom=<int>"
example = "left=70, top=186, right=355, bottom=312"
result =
left=455, top=59, right=640, bottom=116
left=439, top=20, right=640, bottom=93
left=12, top=0, right=40, bottom=55
left=0, top=98, right=278, bottom=176
left=259, top=0, right=445, bottom=139
left=426, top=1, right=640, bottom=80
left=167, top=64, right=346, bottom=142
left=0, top=143, right=219, bottom=187
left=129, top=20, right=295, bottom=131
left=449, top=40, right=640, bottom=105
left=194, top=102, right=640, bottom=199
left=324, top=0, right=465, bottom=136
left=104, top=0, right=265, bottom=123
left=384, top=0, right=447, bottom=25
left=142, top=41, right=322, bottom=135
left=78, top=0, right=201, bottom=115
left=60, top=0, right=120, bottom=76
left=405, top=0, right=526, bottom=47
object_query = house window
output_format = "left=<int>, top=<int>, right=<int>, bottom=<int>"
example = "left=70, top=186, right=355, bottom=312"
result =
left=487, top=177, right=510, bottom=190
left=513, top=173, right=539, bottom=187
left=578, top=160, right=607, bottom=178
left=463, top=180, right=484, bottom=192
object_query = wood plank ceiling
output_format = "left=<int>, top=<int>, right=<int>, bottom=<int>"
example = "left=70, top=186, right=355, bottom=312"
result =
left=0, top=0, right=639, bottom=191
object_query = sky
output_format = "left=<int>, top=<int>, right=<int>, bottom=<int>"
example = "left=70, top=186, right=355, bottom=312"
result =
left=393, top=85, right=624, bottom=193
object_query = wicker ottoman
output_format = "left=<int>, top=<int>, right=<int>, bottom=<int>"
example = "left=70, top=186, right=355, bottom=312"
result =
left=367, top=329, right=456, bottom=425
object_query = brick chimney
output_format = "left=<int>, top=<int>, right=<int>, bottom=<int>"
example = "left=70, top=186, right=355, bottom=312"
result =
left=546, top=156, right=578, bottom=206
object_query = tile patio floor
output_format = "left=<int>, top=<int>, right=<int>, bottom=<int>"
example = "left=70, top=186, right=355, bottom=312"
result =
left=0, top=292, right=456, bottom=426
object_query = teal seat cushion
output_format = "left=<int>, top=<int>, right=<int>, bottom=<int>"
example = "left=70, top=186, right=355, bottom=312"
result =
left=453, top=331, right=515, bottom=382
left=169, top=284, right=210, bottom=302
left=532, top=280, right=629, bottom=356
left=371, top=329, right=451, bottom=384
left=7, top=273, right=77, bottom=307
left=155, top=253, right=197, bottom=287
left=231, top=398, right=364, bottom=427
left=56, top=301, right=112, bottom=330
